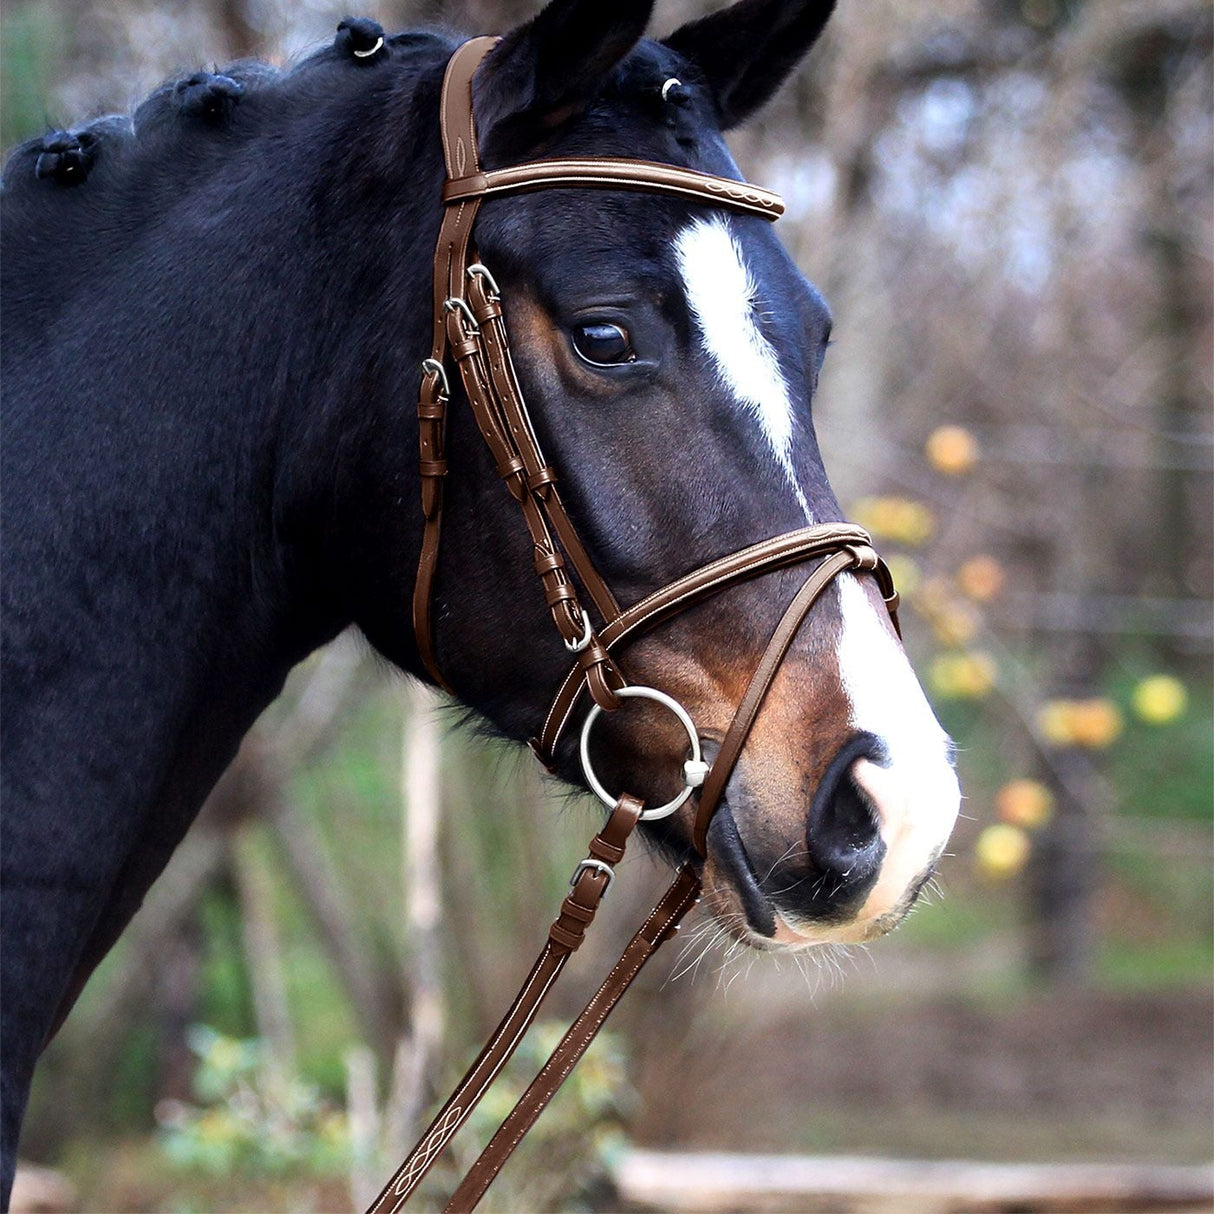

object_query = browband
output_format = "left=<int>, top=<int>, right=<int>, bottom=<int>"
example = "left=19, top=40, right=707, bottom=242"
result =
left=443, top=158, right=785, bottom=220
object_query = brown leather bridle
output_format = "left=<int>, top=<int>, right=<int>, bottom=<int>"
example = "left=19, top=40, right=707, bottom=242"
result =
left=370, top=38, right=900, bottom=1214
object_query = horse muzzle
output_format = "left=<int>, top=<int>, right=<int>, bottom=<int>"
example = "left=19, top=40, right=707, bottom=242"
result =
left=698, top=728, right=960, bottom=949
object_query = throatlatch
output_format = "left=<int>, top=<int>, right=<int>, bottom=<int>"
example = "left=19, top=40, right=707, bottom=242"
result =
left=371, top=37, right=899, bottom=1214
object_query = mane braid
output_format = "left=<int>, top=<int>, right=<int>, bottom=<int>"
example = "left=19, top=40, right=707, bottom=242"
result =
left=1, top=27, right=452, bottom=214
left=0, top=26, right=455, bottom=355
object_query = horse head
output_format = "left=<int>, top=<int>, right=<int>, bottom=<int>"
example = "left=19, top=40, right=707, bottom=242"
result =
left=367, top=0, right=961, bottom=950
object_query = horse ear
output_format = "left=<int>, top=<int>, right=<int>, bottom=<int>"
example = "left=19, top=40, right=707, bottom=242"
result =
left=474, top=0, right=655, bottom=157
left=662, top=0, right=836, bottom=130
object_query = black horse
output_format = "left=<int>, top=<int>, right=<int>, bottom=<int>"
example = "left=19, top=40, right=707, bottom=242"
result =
left=0, top=0, right=960, bottom=1198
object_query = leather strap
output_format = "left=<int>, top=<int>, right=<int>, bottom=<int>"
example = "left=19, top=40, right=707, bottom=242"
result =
left=366, top=795, right=643, bottom=1214
left=444, top=158, right=785, bottom=220
left=440, top=36, right=496, bottom=178
left=413, top=200, right=482, bottom=689
left=466, top=270, right=621, bottom=625
left=534, top=524, right=899, bottom=762
left=414, top=37, right=625, bottom=692
left=377, top=546, right=895, bottom=1213
left=412, top=37, right=796, bottom=695
left=444, top=865, right=702, bottom=1212
left=413, top=38, right=494, bottom=686
left=692, top=547, right=876, bottom=854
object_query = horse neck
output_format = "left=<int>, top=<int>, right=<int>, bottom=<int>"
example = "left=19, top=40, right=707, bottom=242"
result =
left=4, top=74, right=450, bottom=819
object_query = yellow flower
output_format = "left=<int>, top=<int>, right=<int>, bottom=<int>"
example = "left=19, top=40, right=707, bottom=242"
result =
left=926, top=425, right=978, bottom=476
left=1036, top=698, right=1123, bottom=749
left=975, top=824, right=1030, bottom=879
left=1132, top=675, right=1188, bottom=725
left=1070, top=699, right=1123, bottom=749
left=995, top=779, right=1054, bottom=829
left=929, top=651, right=997, bottom=699
left=1036, top=700, right=1076, bottom=746
left=931, top=602, right=980, bottom=647
left=957, top=554, right=1005, bottom=602
left=852, top=496, right=935, bottom=546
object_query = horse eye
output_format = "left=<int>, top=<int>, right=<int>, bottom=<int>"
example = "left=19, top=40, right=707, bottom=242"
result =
left=571, top=322, right=635, bottom=367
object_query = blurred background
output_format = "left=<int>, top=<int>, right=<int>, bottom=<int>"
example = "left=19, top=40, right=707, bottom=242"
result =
left=3, top=0, right=1211, bottom=1210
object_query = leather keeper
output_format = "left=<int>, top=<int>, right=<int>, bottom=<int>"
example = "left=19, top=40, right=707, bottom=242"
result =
left=472, top=297, right=502, bottom=323
left=588, top=836, right=626, bottom=866
left=844, top=543, right=878, bottom=573
left=577, top=639, right=613, bottom=674
left=497, top=455, right=526, bottom=480
left=526, top=467, right=557, bottom=494
left=533, top=548, right=565, bottom=576
left=450, top=335, right=480, bottom=362
left=559, top=893, right=597, bottom=924
left=419, top=459, right=448, bottom=478
left=443, top=172, right=489, bottom=202
left=544, top=582, right=576, bottom=608
left=548, top=922, right=584, bottom=952
left=418, top=401, right=446, bottom=421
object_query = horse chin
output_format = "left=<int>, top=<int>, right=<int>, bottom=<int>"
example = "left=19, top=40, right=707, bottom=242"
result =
left=699, top=798, right=926, bottom=953
left=701, top=869, right=914, bottom=953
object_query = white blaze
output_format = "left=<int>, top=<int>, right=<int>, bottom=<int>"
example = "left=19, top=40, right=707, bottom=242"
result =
left=675, top=216, right=959, bottom=944
left=674, top=216, right=812, bottom=519
left=835, top=573, right=961, bottom=925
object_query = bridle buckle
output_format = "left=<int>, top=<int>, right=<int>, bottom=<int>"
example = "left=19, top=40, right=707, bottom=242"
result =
left=563, top=610, right=594, bottom=654
left=420, top=357, right=451, bottom=400
left=467, top=262, right=501, bottom=297
left=443, top=296, right=480, bottom=333
left=569, top=858, right=614, bottom=898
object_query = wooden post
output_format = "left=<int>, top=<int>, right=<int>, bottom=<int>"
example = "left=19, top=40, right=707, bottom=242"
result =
left=381, top=682, right=446, bottom=1157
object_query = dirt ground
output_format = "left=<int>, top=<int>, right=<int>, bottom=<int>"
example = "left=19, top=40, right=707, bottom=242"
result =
left=628, top=983, right=1213, bottom=1166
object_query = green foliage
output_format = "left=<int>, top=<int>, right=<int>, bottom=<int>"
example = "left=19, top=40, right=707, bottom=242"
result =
left=1105, top=661, right=1213, bottom=823
left=156, top=1020, right=631, bottom=1213
left=419, top=1021, right=633, bottom=1214
left=157, top=1026, right=349, bottom=1180
left=0, top=2, right=64, bottom=147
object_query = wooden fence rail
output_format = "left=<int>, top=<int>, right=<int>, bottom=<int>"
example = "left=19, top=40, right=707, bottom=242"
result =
left=614, top=1150, right=1214, bottom=1214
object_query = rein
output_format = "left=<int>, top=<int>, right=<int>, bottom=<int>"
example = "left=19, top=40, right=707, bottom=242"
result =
left=369, top=38, right=899, bottom=1214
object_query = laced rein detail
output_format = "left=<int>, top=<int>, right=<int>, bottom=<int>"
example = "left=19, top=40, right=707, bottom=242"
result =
left=374, top=37, right=900, bottom=1214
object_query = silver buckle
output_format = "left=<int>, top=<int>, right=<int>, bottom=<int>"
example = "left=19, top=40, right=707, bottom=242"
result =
left=420, top=357, right=450, bottom=399
left=563, top=611, right=594, bottom=654
left=570, top=859, right=615, bottom=898
left=442, top=296, right=480, bottom=333
left=467, top=263, right=501, bottom=298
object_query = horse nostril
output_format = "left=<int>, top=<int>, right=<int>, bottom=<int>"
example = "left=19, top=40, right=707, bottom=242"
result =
left=810, top=767, right=883, bottom=877
left=807, top=739, right=886, bottom=886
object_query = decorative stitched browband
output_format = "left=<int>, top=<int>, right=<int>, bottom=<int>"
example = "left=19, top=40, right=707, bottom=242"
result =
left=376, top=37, right=900, bottom=1214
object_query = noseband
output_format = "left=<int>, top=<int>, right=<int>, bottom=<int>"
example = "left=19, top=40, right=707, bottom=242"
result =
left=371, top=38, right=899, bottom=1214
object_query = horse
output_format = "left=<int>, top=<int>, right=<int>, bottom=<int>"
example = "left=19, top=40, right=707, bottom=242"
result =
left=0, top=0, right=961, bottom=1203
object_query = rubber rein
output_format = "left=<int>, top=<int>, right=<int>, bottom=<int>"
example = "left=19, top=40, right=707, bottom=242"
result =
left=368, top=38, right=900, bottom=1214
